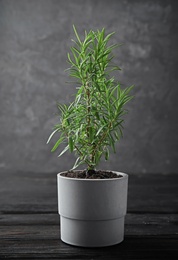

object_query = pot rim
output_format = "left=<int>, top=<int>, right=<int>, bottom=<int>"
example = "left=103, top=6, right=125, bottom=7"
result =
left=57, top=170, right=128, bottom=182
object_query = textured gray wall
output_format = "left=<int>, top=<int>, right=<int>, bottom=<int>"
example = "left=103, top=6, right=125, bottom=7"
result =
left=0, top=0, right=178, bottom=174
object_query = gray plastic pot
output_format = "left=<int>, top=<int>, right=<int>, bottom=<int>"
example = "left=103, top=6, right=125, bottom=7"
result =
left=57, top=171, right=128, bottom=247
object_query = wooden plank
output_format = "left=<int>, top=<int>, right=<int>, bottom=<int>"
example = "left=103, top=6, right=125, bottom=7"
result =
left=0, top=204, right=58, bottom=214
left=0, top=172, right=178, bottom=214
left=127, top=173, right=178, bottom=213
left=0, top=238, right=177, bottom=260
left=0, top=171, right=57, bottom=214
left=0, top=171, right=57, bottom=209
left=0, top=213, right=59, bottom=225
left=125, top=213, right=178, bottom=236
left=0, top=214, right=177, bottom=237
left=0, top=173, right=177, bottom=259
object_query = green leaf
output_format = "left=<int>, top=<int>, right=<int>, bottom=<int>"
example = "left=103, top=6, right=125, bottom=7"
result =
left=57, top=103, right=66, bottom=114
left=108, top=133, right=116, bottom=153
left=103, top=32, right=115, bottom=44
left=114, top=130, right=121, bottom=140
left=73, top=25, right=82, bottom=45
left=96, top=125, right=105, bottom=136
left=51, top=136, right=64, bottom=152
left=95, top=150, right=102, bottom=165
left=118, top=126, right=123, bottom=138
left=46, top=128, right=59, bottom=144
left=67, top=52, right=77, bottom=67
left=104, top=148, right=109, bottom=160
left=58, top=145, right=69, bottom=157
left=71, top=46, right=80, bottom=55
left=69, top=137, right=74, bottom=152
left=83, top=39, right=93, bottom=52
left=71, top=157, right=85, bottom=170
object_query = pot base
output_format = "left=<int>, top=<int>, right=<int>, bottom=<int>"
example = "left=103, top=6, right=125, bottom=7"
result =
left=60, top=216, right=125, bottom=247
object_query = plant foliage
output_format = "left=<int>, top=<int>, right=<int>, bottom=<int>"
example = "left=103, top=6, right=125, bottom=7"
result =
left=47, top=26, right=134, bottom=171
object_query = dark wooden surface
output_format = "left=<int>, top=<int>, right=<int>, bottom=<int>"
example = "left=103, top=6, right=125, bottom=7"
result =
left=0, top=171, right=178, bottom=260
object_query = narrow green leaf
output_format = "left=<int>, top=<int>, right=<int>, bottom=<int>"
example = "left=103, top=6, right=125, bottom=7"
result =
left=109, top=133, right=116, bottom=153
left=69, top=137, right=74, bottom=152
left=96, top=125, right=105, bottom=136
left=71, top=46, right=80, bottom=55
left=71, top=157, right=85, bottom=170
left=83, top=39, right=93, bottom=52
left=71, top=39, right=81, bottom=47
left=46, top=128, right=59, bottom=144
left=57, top=103, right=66, bottom=114
left=104, top=148, right=109, bottom=160
left=58, top=145, right=69, bottom=157
left=97, top=151, right=102, bottom=164
left=73, top=25, right=82, bottom=45
left=67, top=52, right=77, bottom=67
left=51, top=136, right=64, bottom=152
left=103, top=32, right=115, bottom=44
left=114, top=130, right=121, bottom=140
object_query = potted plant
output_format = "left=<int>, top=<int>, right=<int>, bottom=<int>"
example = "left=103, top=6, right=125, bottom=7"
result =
left=47, top=26, right=134, bottom=247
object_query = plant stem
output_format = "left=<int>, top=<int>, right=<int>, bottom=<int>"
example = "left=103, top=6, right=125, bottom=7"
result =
left=74, top=145, right=91, bottom=167
left=92, top=121, right=113, bottom=159
left=86, top=81, right=91, bottom=138
left=85, top=81, right=95, bottom=167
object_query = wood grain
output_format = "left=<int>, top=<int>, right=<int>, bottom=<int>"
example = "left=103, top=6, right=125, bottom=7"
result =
left=0, top=172, right=178, bottom=259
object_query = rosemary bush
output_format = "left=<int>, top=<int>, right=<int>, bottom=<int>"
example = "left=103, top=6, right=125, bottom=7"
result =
left=47, top=26, right=134, bottom=172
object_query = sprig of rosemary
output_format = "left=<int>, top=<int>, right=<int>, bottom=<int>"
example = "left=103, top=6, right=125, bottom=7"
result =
left=47, top=26, right=134, bottom=172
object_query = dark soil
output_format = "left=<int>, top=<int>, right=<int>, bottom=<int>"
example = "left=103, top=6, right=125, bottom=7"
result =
left=61, top=170, right=122, bottom=179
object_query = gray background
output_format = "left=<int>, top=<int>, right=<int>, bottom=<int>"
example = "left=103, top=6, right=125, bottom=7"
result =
left=0, top=0, right=178, bottom=175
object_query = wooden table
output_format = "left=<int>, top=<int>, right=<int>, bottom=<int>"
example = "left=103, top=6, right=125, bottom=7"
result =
left=0, top=171, right=178, bottom=259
